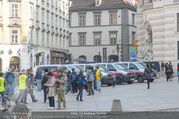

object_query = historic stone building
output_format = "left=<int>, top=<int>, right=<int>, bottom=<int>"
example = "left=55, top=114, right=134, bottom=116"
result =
left=69, top=0, right=137, bottom=63
left=137, top=0, right=179, bottom=72
left=0, top=0, right=70, bottom=72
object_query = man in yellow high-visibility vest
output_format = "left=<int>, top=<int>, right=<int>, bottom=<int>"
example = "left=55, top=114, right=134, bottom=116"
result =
left=0, top=72, right=5, bottom=104
left=16, top=69, right=30, bottom=105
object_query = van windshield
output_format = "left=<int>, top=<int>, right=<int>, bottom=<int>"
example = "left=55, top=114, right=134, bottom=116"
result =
left=90, top=64, right=107, bottom=71
left=39, top=66, right=57, bottom=72
left=68, top=65, right=82, bottom=72
left=136, top=63, right=146, bottom=69
left=114, top=63, right=127, bottom=70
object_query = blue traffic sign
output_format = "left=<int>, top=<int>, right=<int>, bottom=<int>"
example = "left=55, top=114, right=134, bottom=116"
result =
left=130, top=53, right=135, bottom=57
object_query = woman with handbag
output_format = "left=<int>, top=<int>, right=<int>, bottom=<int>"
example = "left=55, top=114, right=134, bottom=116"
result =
left=76, top=70, right=86, bottom=101
left=144, top=64, right=153, bottom=89
left=44, top=72, right=56, bottom=110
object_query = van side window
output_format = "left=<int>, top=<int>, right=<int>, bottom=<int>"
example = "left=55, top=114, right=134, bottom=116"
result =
left=62, top=66, right=68, bottom=73
left=107, top=64, right=116, bottom=71
left=129, top=63, right=138, bottom=70
left=123, top=63, right=128, bottom=67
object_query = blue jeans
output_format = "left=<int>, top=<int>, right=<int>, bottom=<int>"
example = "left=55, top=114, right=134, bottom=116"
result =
left=48, top=97, right=55, bottom=107
left=36, top=79, right=41, bottom=91
left=66, top=82, right=72, bottom=93
left=0, top=92, right=5, bottom=103
left=43, top=86, right=47, bottom=102
left=97, top=80, right=101, bottom=92
left=7, top=82, right=14, bottom=95
left=77, top=87, right=83, bottom=100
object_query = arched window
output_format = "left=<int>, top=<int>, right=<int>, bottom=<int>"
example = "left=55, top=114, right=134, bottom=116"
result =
left=94, top=55, right=101, bottom=63
left=78, top=55, right=86, bottom=63
left=108, top=55, right=118, bottom=62
left=10, top=56, right=20, bottom=72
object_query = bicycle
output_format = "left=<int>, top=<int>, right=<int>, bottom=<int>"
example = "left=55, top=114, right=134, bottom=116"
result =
left=0, top=95, right=10, bottom=111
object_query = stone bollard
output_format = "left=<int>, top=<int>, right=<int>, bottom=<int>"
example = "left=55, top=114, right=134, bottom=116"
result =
left=111, top=99, right=123, bottom=112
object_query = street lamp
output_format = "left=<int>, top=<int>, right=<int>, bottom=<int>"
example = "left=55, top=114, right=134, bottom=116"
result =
left=116, top=44, right=120, bottom=62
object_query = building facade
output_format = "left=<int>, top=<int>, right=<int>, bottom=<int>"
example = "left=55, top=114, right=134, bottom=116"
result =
left=136, top=0, right=179, bottom=73
left=69, top=0, right=137, bottom=63
left=0, top=0, right=70, bottom=72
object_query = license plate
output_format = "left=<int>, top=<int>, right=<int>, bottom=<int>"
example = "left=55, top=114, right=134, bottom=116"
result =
left=131, top=78, right=134, bottom=81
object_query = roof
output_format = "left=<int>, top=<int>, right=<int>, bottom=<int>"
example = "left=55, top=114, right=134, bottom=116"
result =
left=69, top=0, right=136, bottom=12
left=70, top=0, right=125, bottom=8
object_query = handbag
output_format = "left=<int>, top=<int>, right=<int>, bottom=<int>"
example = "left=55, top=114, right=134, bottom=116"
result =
left=81, top=79, right=86, bottom=85
left=146, top=68, right=153, bottom=77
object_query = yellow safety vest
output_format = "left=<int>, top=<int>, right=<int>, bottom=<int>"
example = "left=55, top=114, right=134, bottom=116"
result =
left=0, top=77, right=5, bottom=92
left=19, top=74, right=27, bottom=90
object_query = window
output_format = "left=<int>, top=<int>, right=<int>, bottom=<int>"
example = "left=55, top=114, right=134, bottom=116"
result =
left=56, top=36, right=58, bottom=48
left=30, top=6, right=33, bottom=19
left=79, top=14, right=86, bottom=26
left=30, top=29, right=33, bottom=44
left=69, top=14, right=71, bottom=27
left=79, top=33, right=86, bottom=46
left=0, top=2, right=1, bottom=16
left=59, top=17, right=61, bottom=28
left=63, top=19, right=65, bottom=28
left=110, top=32, right=117, bottom=45
left=132, top=13, right=135, bottom=26
left=11, top=4, right=19, bottom=17
left=94, top=14, right=101, bottom=26
left=51, top=35, right=53, bottom=47
left=47, top=0, right=49, bottom=4
left=11, top=30, right=19, bottom=44
left=51, top=14, right=54, bottom=26
left=129, top=63, right=138, bottom=70
left=47, top=12, right=49, bottom=25
left=132, top=32, right=135, bottom=43
left=36, top=31, right=39, bottom=45
left=51, top=0, right=54, bottom=7
left=56, top=16, right=58, bottom=28
left=107, top=64, right=116, bottom=71
left=36, top=8, right=39, bottom=21
left=63, top=39, right=65, bottom=49
left=94, top=33, right=101, bottom=45
left=69, top=33, right=72, bottom=46
left=42, top=32, right=44, bottom=46
left=55, top=0, right=58, bottom=9
left=110, top=13, right=117, bottom=25
left=47, top=33, right=49, bottom=47
left=42, top=10, right=44, bottom=23
left=60, top=38, right=62, bottom=48
left=96, top=0, right=100, bottom=6
left=177, top=13, right=179, bottom=32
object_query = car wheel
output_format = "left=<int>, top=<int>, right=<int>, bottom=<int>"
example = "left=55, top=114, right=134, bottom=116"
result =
left=116, top=77, right=123, bottom=85
left=127, top=81, right=133, bottom=84
left=137, top=76, right=144, bottom=83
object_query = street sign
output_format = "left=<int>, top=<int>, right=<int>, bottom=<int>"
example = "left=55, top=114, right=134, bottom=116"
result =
left=135, top=45, right=139, bottom=47
left=130, top=49, right=135, bottom=53
left=131, top=42, right=136, bottom=45
left=130, top=52, right=135, bottom=57
left=134, top=40, right=139, bottom=42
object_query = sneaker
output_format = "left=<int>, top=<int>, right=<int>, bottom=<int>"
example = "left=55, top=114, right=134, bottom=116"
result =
left=61, top=107, right=66, bottom=110
left=76, top=97, right=79, bottom=101
left=80, top=99, right=83, bottom=101
left=50, top=107, right=55, bottom=110
left=48, top=107, right=51, bottom=109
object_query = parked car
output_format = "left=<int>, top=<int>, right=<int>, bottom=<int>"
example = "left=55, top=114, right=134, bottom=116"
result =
left=122, top=62, right=157, bottom=83
left=73, top=63, right=114, bottom=86
left=97, top=62, right=135, bottom=84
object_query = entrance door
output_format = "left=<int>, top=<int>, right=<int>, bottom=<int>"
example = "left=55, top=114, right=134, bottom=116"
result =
left=10, top=56, right=20, bottom=72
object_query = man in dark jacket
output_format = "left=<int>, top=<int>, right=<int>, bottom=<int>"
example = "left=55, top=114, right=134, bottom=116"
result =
left=65, top=70, right=72, bottom=94
left=70, top=68, right=77, bottom=94
left=42, top=68, right=49, bottom=103
left=35, top=67, right=42, bottom=91
left=5, top=69, right=15, bottom=96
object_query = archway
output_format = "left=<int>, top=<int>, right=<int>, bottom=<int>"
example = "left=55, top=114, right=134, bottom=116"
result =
left=94, top=55, right=101, bottom=63
left=108, top=55, right=118, bottom=62
left=10, top=56, right=20, bottom=72
left=79, top=55, right=86, bottom=63
left=0, top=58, right=2, bottom=72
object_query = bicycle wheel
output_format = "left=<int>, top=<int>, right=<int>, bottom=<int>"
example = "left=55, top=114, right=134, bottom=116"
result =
left=0, top=97, right=11, bottom=111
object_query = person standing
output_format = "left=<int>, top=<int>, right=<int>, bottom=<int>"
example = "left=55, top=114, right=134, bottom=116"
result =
left=5, top=69, right=15, bottom=96
left=0, top=73, right=6, bottom=105
left=27, top=69, right=38, bottom=102
left=86, top=67, right=94, bottom=96
left=76, top=70, right=86, bottom=101
left=169, top=61, right=173, bottom=81
left=165, top=63, right=170, bottom=82
left=16, top=69, right=30, bottom=105
left=144, top=64, right=153, bottom=89
left=35, top=67, right=42, bottom=92
left=95, top=66, right=101, bottom=93
left=70, top=68, right=77, bottom=94
left=161, top=61, right=165, bottom=76
left=42, top=68, right=49, bottom=103
left=56, top=69, right=67, bottom=110
left=65, top=70, right=72, bottom=94
left=44, top=72, right=56, bottom=110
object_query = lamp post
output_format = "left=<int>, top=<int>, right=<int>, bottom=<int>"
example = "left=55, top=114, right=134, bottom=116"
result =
left=98, top=51, right=101, bottom=63
left=116, top=44, right=120, bottom=62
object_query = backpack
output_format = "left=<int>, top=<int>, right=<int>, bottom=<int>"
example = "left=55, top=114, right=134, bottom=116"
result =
left=76, top=76, right=82, bottom=84
left=89, top=72, right=94, bottom=82
left=70, top=73, right=77, bottom=82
